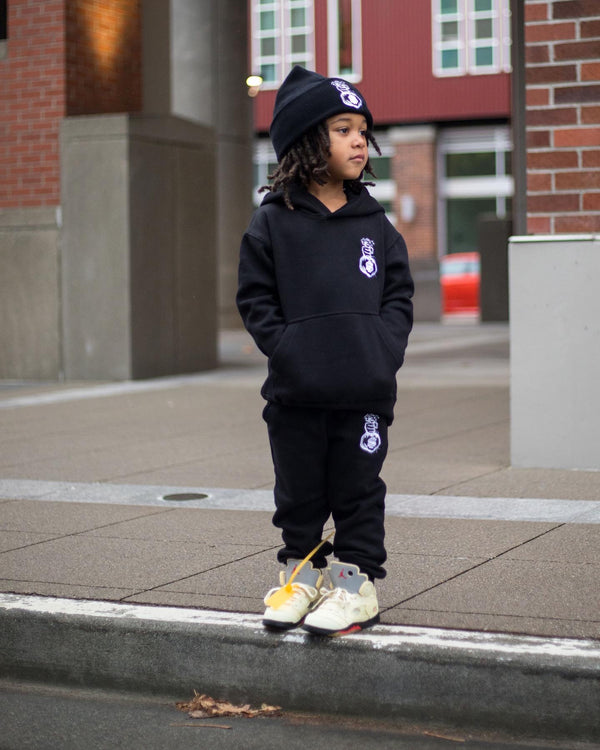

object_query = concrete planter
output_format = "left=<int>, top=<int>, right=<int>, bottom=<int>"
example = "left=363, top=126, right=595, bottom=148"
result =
left=509, top=234, right=600, bottom=470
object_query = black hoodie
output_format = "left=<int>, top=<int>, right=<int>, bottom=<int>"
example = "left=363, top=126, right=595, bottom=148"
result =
left=237, top=184, right=414, bottom=423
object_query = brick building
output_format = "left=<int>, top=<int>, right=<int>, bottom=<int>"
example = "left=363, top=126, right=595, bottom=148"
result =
left=249, top=0, right=513, bottom=320
left=2, top=0, right=598, bottom=390
left=0, top=0, right=142, bottom=211
left=510, top=0, right=600, bottom=470
left=0, top=0, right=251, bottom=380
left=523, top=0, right=600, bottom=234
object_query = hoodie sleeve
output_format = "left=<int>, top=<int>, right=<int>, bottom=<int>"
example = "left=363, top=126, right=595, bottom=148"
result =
left=380, top=227, right=414, bottom=362
left=236, top=225, right=286, bottom=358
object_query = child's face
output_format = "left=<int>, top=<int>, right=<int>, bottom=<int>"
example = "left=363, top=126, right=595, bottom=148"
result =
left=325, top=113, right=368, bottom=183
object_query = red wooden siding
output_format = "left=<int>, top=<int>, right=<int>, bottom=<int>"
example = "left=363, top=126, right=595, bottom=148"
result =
left=253, top=0, right=511, bottom=133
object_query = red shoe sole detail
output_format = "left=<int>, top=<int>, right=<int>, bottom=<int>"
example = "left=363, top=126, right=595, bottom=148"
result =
left=303, top=613, right=380, bottom=637
left=337, top=624, right=362, bottom=635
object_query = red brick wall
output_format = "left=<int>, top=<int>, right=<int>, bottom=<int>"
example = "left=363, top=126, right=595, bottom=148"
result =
left=66, top=0, right=141, bottom=116
left=0, top=0, right=142, bottom=210
left=393, top=139, right=437, bottom=263
left=525, top=0, right=600, bottom=233
left=0, top=0, right=67, bottom=208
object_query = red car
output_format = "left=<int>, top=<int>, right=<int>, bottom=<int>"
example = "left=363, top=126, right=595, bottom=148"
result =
left=440, top=252, right=480, bottom=316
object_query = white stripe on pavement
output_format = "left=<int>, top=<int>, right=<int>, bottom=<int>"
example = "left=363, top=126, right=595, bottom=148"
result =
left=0, top=479, right=598, bottom=524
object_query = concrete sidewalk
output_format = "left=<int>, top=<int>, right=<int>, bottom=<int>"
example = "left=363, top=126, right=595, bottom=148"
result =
left=1, top=323, right=599, bottom=740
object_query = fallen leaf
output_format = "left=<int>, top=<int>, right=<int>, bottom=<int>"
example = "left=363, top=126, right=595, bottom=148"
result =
left=423, top=730, right=465, bottom=742
left=176, top=691, right=281, bottom=719
left=170, top=722, right=232, bottom=730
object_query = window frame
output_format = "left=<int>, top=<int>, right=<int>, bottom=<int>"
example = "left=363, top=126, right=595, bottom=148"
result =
left=327, top=0, right=362, bottom=82
left=437, top=125, right=513, bottom=257
left=251, top=0, right=315, bottom=89
left=432, top=0, right=466, bottom=78
left=432, top=0, right=511, bottom=78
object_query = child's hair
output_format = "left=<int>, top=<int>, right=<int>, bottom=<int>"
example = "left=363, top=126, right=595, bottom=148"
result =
left=261, top=121, right=382, bottom=210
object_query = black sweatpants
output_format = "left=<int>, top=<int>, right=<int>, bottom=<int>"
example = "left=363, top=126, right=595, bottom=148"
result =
left=263, top=403, right=388, bottom=580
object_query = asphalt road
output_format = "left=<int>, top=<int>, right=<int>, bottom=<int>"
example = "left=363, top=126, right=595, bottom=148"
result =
left=1, top=679, right=596, bottom=750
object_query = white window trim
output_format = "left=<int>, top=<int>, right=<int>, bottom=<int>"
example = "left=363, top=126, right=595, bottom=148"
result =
left=365, top=131, right=396, bottom=223
left=467, top=0, right=501, bottom=74
left=432, top=0, right=511, bottom=78
left=442, top=175, right=514, bottom=199
left=253, top=139, right=277, bottom=206
left=251, top=0, right=315, bottom=90
left=327, top=0, right=362, bottom=82
left=500, top=0, right=512, bottom=73
left=436, top=125, right=513, bottom=257
left=432, top=0, right=466, bottom=77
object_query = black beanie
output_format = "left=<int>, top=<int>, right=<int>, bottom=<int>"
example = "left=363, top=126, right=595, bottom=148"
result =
left=270, top=66, right=373, bottom=161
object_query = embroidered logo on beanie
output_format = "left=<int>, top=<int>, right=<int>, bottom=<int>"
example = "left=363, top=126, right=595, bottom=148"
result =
left=330, top=80, right=363, bottom=110
left=269, top=66, right=373, bottom=161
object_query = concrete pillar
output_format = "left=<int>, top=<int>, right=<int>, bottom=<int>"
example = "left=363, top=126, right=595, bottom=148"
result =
left=142, top=0, right=253, bottom=329
left=213, top=1, right=254, bottom=329
left=60, top=114, right=217, bottom=380
left=0, top=209, right=61, bottom=379
left=509, top=234, right=600, bottom=470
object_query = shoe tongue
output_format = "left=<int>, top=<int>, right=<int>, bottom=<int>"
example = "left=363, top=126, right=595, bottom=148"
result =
left=329, top=562, right=367, bottom=594
left=285, top=559, right=320, bottom=588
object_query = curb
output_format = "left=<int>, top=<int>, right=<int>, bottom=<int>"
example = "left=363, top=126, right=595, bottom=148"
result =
left=1, top=594, right=599, bottom=741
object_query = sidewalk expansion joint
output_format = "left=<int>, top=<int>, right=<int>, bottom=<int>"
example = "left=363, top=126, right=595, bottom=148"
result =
left=385, top=523, right=566, bottom=610
left=122, top=544, right=282, bottom=601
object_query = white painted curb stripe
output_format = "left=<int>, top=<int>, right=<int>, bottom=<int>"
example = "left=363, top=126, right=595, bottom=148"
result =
left=2, top=593, right=599, bottom=664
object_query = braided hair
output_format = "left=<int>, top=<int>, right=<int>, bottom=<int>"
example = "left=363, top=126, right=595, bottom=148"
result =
left=261, top=121, right=381, bottom=210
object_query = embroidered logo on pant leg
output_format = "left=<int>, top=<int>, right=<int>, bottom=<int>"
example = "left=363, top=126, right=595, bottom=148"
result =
left=359, top=237, right=377, bottom=278
left=360, top=413, right=381, bottom=454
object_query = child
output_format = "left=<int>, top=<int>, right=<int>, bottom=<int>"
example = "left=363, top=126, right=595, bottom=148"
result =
left=237, top=66, right=413, bottom=636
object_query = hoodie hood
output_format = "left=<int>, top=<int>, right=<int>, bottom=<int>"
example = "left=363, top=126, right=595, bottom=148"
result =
left=260, top=184, right=385, bottom=218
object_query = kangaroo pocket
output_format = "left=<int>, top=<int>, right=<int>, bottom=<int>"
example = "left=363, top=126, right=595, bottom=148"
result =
left=268, top=313, right=402, bottom=405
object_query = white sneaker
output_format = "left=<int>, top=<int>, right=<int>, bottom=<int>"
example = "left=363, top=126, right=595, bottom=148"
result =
left=263, top=559, right=323, bottom=630
left=302, top=561, right=379, bottom=636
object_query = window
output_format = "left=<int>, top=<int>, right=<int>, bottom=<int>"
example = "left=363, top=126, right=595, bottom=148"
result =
left=253, top=139, right=280, bottom=205
left=251, top=0, right=315, bottom=88
left=327, top=0, right=362, bottom=81
left=438, top=126, right=513, bottom=256
left=432, top=0, right=511, bottom=77
left=364, top=132, right=396, bottom=224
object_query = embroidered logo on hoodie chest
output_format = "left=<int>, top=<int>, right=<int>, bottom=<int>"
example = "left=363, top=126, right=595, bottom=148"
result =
left=359, top=237, right=378, bottom=278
